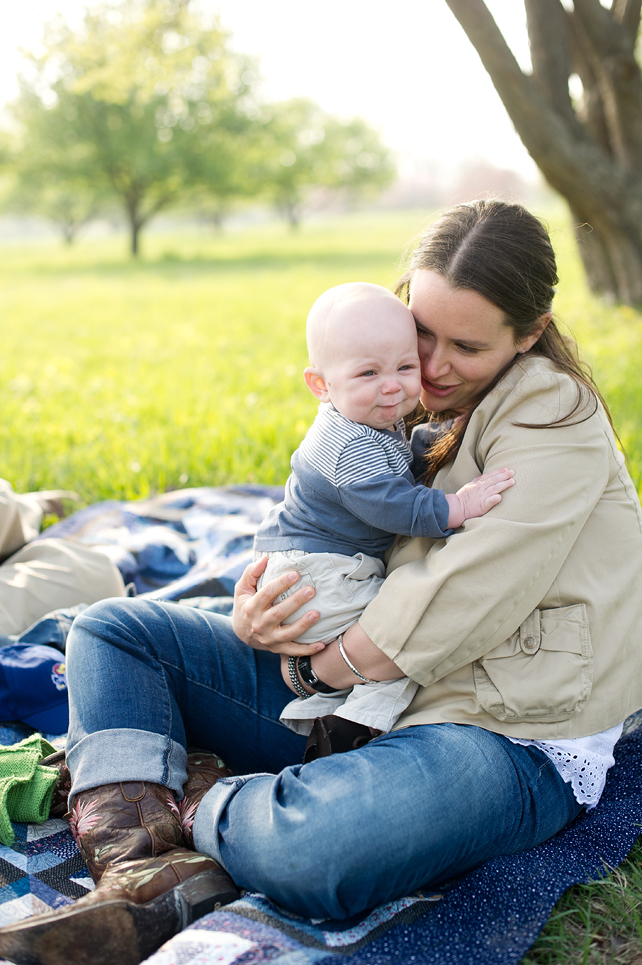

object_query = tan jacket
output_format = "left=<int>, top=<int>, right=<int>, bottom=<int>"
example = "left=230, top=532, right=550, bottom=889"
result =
left=359, top=357, right=642, bottom=739
left=0, top=480, right=125, bottom=635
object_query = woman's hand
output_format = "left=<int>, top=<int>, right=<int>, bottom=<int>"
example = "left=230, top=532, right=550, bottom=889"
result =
left=232, top=556, right=326, bottom=656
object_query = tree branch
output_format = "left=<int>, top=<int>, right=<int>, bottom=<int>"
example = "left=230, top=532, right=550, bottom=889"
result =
left=567, top=13, right=612, bottom=154
left=572, top=0, right=642, bottom=167
left=611, top=0, right=642, bottom=40
left=445, top=0, right=642, bottom=303
left=444, top=0, right=641, bottom=229
left=524, top=0, right=579, bottom=128
left=573, top=0, right=623, bottom=52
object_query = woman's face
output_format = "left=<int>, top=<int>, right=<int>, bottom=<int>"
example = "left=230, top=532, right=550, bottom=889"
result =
left=409, top=270, right=536, bottom=414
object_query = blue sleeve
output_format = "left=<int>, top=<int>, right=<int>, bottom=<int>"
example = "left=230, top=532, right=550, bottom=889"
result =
left=336, top=441, right=454, bottom=539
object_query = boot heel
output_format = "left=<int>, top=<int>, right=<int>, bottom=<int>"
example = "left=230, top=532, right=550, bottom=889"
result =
left=173, top=868, right=240, bottom=924
left=127, top=867, right=240, bottom=958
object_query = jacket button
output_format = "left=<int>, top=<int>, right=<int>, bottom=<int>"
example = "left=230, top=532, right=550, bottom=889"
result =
left=522, top=635, right=539, bottom=652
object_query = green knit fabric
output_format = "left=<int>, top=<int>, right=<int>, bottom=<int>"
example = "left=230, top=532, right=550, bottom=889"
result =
left=0, top=734, right=58, bottom=845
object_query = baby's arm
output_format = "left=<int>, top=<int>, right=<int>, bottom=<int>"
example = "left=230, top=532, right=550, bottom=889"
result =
left=337, top=456, right=514, bottom=540
left=445, top=468, right=515, bottom=529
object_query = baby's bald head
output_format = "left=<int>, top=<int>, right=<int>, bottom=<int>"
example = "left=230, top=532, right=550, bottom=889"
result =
left=307, top=283, right=414, bottom=371
left=303, top=282, right=421, bottom=429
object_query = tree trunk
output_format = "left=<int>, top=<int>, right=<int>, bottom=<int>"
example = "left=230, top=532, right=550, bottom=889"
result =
left=61, top=223, right=76, bottom=245
left=122, top=193, right=145, bottom=258
left=444, top=0, right=642, bottom=305
left=285, top=201, right=301, bottom=230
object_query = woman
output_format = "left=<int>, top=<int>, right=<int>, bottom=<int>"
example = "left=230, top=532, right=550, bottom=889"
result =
left=2, top=200, right=641, bottom=965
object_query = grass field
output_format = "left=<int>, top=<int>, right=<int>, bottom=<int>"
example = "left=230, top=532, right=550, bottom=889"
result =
left=0, top=211, right=434, bottom=500
left=2, top=206, right=642, bottom=962
left=1, top=206, right=641, bottom=502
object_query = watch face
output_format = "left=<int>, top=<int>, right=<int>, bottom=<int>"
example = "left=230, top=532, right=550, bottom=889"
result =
left=297, top=656, right=316, bottom=685
left=302, top=659, right=339, bottom=694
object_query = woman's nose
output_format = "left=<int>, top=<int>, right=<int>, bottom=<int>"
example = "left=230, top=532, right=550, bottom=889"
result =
left=422, top=346, right=450, bottom=380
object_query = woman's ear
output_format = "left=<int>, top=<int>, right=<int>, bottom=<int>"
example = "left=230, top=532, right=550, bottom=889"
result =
left=519, top=312, right=552, bottom=353
left=304, top=367, right=331, bottom=402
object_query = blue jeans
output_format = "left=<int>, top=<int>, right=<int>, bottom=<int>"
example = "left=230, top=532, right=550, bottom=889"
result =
left=66, top=598, right=583, bottom=920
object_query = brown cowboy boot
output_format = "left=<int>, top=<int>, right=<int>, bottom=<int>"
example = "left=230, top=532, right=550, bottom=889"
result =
left=179, top=750, right=232, bottom=849
left=0, top=780, right=239, bottom=965
left=40, top=748, right=232, bottom=845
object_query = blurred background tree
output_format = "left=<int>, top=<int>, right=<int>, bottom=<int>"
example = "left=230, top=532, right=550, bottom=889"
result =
left=445, top=0, right=642, bottom=306
left=3, top=1, right=395, bottom=251
left=8, top=0, right=257, bottom=255
left=2, top=86, right=106, bottom=244
left=255, top=98, right=395, bottom=228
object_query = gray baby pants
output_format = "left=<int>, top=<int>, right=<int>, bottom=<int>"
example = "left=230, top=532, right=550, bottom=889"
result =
left=255, top=549, right=418, bottom=734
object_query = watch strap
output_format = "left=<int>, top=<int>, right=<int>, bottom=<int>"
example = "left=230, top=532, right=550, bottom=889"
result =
left=287, top=655, right=311, bottom=699
left=297, top=655, right=348, bottom=695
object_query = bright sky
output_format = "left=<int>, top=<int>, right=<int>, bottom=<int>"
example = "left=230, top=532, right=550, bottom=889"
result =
left=0, top=1, right=538, bottom=179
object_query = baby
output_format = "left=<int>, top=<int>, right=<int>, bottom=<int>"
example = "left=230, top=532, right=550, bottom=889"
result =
left=254, top=282, right=514, bottom=736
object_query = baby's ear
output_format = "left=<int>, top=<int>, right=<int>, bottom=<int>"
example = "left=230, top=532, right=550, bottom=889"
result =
left=304, top=367, right=330, bottom=402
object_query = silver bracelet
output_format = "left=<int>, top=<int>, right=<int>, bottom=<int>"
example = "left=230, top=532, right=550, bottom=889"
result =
left=337, top=634, right=379, bottom=683
left=287, top=655, right=311, bottom=699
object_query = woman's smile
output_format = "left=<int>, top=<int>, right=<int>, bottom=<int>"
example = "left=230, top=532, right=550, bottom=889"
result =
left=420, top=378, right=461, bottom=398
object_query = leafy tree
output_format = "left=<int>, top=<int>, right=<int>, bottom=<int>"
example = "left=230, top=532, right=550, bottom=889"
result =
left=5, top=180, right=101, bottom=245
left=11, top=0, right=257, bottom=255
left=255, top=98, right=395, bottom=228
left=2, top=92, right=105, bottom=244
left=445, top=0, right=642, bottom=305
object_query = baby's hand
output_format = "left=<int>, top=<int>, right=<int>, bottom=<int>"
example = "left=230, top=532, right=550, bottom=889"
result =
left=445, top=468, right=515, bottom=529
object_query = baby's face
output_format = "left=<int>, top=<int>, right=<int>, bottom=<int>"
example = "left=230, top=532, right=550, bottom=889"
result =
left=320, top=303, right=421, bottom=430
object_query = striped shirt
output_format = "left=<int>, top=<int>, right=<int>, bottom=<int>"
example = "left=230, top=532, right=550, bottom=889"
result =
left=254, top=404, right=451, bottom=560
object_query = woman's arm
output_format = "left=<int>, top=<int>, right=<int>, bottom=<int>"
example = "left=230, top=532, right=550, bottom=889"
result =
left=302, top=622, right=403, bottom=691
left=359, top=369, right=612, bottom=687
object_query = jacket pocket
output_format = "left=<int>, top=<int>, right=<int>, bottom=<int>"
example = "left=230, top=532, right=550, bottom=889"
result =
left=472, top=604, right=593, bottom=723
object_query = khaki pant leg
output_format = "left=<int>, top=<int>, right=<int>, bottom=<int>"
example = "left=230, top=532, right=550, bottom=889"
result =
left=0, top=538, right=126, bottom=635
left=258, top=551, right=385, bottom=644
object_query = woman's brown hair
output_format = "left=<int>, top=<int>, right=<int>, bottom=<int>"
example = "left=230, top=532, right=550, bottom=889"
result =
left=396, top=199, right=613, bottom=478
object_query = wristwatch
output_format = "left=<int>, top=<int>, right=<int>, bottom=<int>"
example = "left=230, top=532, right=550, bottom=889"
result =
left=295, top=655, right=350, bottom=696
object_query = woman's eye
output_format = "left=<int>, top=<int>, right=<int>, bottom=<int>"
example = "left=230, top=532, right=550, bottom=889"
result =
left=457, top=344, right=479, bottom=355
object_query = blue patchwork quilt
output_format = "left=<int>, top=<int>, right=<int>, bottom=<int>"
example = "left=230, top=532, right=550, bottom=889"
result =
left=0, top=487, right=639, bottom=965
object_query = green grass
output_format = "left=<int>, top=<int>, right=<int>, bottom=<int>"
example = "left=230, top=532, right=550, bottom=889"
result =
left=2, top=206, right=642, bottom=962
left=1, top=206, right=641, bottom=502
left=0, top=211, right=432, bottom=500
left=522, top=838, right=642, bottom=965
left=1, top=205, right=641, bottom=501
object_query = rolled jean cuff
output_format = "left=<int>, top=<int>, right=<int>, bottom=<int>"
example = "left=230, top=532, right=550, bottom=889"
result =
left=193, top=772, right=274, bottom=869
left=67, top=728, right=188, bottom=803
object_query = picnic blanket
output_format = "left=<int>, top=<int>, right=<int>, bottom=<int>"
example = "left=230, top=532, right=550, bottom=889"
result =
left=0, top=714, right=639, bottom=965
left=0, top=486, right=639, bottom=965
left=36, top=484, right=286, bottom=601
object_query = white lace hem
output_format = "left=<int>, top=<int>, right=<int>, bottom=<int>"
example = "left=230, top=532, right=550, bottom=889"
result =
left=508, top=722, right=623, bottom=809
